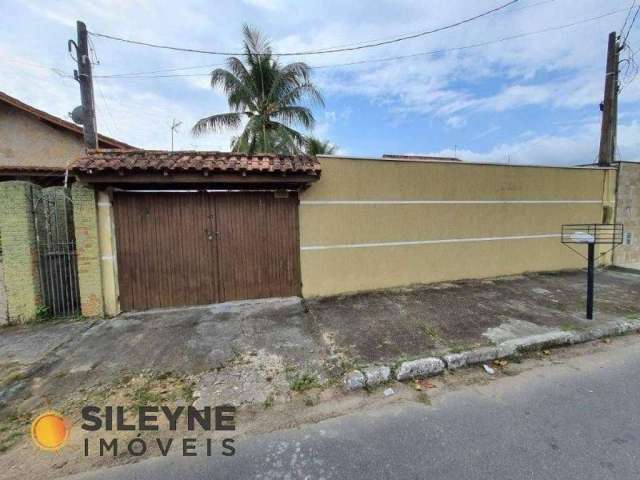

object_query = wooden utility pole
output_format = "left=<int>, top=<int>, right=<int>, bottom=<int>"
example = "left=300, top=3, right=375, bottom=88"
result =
left=598, top=31, right=621, bottom=166
left=70, top=21, right=98, bottom=149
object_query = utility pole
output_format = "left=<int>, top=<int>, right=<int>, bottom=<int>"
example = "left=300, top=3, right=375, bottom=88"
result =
left=69, top=21, right=98, bottom=149
left=598, top=31, right=621, bottom=166
left=170, top=119, right=182, bottom=151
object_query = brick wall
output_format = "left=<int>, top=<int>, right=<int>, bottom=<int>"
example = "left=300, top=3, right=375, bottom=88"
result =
left=615, top=162, right=640, bottom=269
left=72, top=182, right=104, bottom=317
left=0, top=181, right=41, bottom=322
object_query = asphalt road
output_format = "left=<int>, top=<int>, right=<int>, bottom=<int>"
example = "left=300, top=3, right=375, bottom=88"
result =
left=71, top=339, right=640, bottom=479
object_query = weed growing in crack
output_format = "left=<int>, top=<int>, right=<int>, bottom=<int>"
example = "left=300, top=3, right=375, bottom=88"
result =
left=262, top=394, right=274, bottom=409
left=418, top=322, right=440, bottom=342
left=288, top=372, right=320, bottom=392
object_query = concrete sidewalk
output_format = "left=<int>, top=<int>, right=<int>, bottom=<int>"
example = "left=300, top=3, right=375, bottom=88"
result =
left=0, top=268, right=638, bottom=412
left=306, top=268, right=640, bottom=365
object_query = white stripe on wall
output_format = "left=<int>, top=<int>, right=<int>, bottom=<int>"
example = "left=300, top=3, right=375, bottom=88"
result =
left=301, top=233, right=562, bottom=251
left=301, top=200, right=602, bottom=205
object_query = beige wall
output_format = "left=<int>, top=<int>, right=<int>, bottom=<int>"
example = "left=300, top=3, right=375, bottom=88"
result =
left=614, top=161, right=640, bottom=269
left=299, top=157, right=615, bottom=297
left=0, top=104, right=84, bottom=169
left=96, top=191, right=120, bottom=316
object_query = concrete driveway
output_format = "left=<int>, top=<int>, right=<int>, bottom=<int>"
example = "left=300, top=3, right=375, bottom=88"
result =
left=0, top=297, right=325, bottom=412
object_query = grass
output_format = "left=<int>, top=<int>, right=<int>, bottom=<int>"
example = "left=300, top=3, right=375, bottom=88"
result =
left=417, top=322, right=440, bottom=342
left=447, top=342, right=475, bottom=354
left=0, top=430, right=23, bottom=453
left=0, top=410, right=31, bottom=454
left=0, top=363, right=28, bottom=389
left=262, top=394, right=274, bottom=409
left=35, top=305, right=51, bottom=321
left=124, top=372, right=196, bottom=410
left=288, top=372, right=320, bottom=392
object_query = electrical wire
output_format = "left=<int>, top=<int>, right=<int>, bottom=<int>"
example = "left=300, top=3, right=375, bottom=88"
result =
left=88, top=0, right=518, bottom=57
left=90, top=0, right=554, bottom=75
left=91, top=8, right=630, bottom=80
left=86, top=39, right=120, bottom=139
left=265, top=0, right=555, bottom=54
left=621, top=5, right=640, bottom=47
left=620, top=0, right=636, bottom=36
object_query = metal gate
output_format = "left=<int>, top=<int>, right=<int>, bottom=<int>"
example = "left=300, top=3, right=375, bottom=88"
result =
left=32, top=188, right=81, bottom=317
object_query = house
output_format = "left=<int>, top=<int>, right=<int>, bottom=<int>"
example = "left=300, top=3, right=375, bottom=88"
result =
left=0, top=91, right=129, bottom=324
left=382, top=154, right=462, bottom=162
left=0, top=91, right=130, bottom=185
left=67, top=150, right=615, bottom=317
left=613, top=161, right=640, bottom=269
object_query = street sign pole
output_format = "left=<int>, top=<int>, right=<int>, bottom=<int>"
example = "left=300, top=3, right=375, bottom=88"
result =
left=586, top=243, right=595, bottom=320
left=561, top=223, right=623, bottom=320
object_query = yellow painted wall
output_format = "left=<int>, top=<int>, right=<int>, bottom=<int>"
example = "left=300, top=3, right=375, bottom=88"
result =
left=299, top=157, right=615, bottom=297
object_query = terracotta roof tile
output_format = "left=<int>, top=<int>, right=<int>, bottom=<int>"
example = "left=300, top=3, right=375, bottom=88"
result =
left=71, top=149, right=321, bottom=176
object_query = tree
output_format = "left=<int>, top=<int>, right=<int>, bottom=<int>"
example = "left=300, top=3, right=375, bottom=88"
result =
left=304, top=136, right=336, bottom=156
left=192, top=25, right=324, bottom=155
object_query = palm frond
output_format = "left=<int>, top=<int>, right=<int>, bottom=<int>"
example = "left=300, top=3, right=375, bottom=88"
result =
left=272, top=122, right=307, bottom=151
left=305, top=136, right=336, bottom=156
left=272, top=105, right=315, bottom=129
left=192, top=112, right=244, bottom=136
left=210, top=68, right=256, bottom=111
left=277, top=83, right=325, bottom=108
left=242, top=24, right=271, bottom=56
left=193, top=26, right=324, bottom=154
left=267, top=62, right=312, bottom=102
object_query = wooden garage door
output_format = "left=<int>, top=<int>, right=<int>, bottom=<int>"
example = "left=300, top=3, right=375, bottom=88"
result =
left=113, top=191, right=301, bottom=311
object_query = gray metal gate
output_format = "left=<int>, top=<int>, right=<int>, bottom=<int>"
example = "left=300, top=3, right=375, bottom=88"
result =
left=32, top=188, right=80, bottom=317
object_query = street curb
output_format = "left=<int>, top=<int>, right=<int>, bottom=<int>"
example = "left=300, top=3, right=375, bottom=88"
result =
left=342, top=317, right=640, bottom=390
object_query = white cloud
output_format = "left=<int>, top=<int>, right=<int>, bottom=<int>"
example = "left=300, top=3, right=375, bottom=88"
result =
left=419, top=119, right=640, bottom=166
left=3, top=0, right=639, bottom=162
left=445, top=115, right=466, bottom=128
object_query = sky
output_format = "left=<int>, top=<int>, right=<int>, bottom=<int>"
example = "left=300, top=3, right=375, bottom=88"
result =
left=2, top=0, right=640, bottom=165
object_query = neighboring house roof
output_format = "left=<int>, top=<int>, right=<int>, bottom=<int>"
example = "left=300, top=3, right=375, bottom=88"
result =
left=382, top=154, right=462, bottom=162
left=0, top=91, right=132, bottom=150
left=71, top=149, right=322, bottom=176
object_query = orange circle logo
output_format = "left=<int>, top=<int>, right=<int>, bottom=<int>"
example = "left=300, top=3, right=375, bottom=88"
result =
left=31, top=412, right=69, bottom=451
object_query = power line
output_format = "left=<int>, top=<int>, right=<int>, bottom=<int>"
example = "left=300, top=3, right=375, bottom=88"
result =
left=91, top=8, right=629, bottom=80
left=93, top=0, right=554, bottom=76
left=621, top=5, right=640, bottom=46
left=89, top=0, right=518, bottom=57
left=620, top=0, right=637, bottom=38
left=90, top=62, right=226, bottom=78
left=268, top=0, right=555, bottom=54
left=315, top=9, right=629, bottom=68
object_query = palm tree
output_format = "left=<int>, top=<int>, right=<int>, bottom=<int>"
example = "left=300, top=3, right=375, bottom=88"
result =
left=192, top=25, right=324, bottom=155
left=304, top=136, right=336, bottom=156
